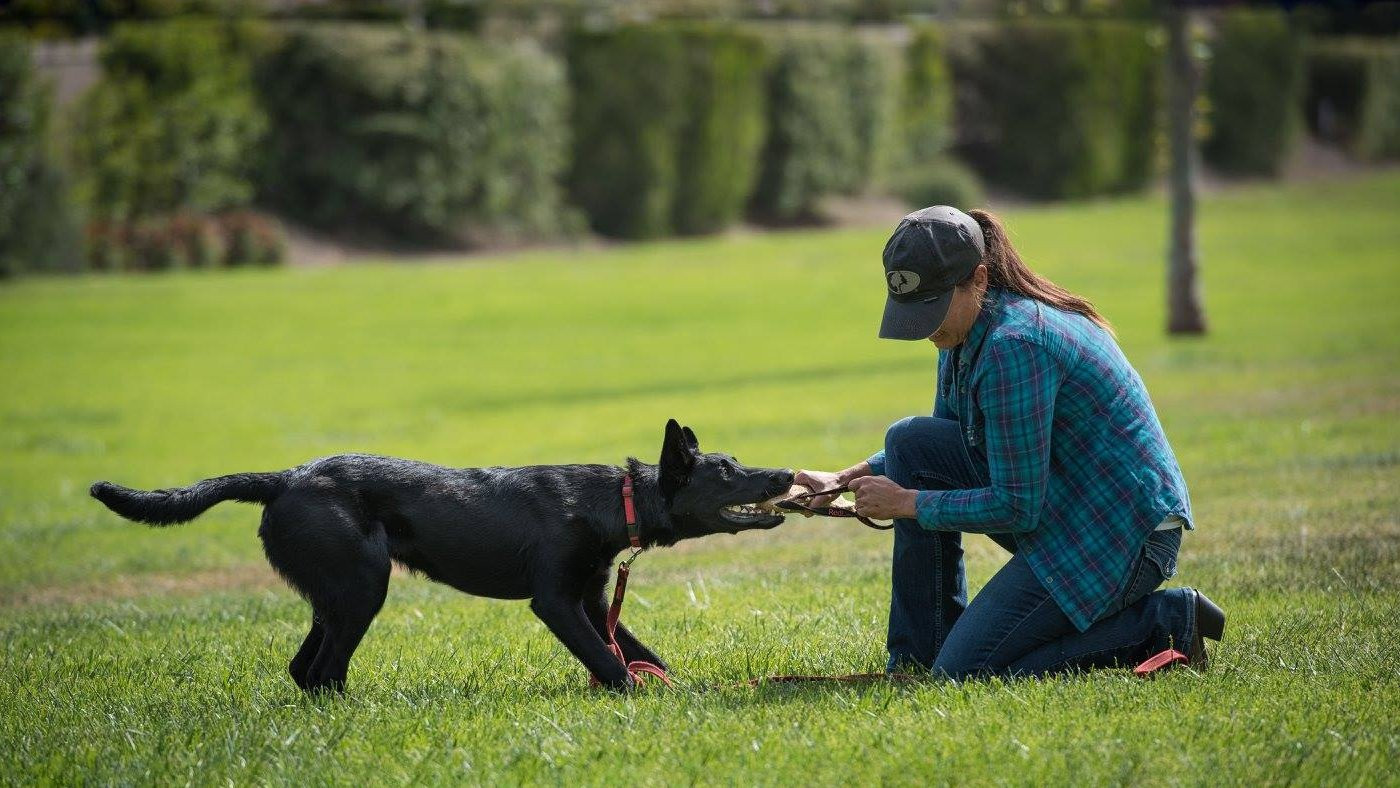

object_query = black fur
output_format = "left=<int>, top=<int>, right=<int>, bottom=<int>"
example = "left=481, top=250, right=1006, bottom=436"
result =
left=90, top=419, right=793, bottom=693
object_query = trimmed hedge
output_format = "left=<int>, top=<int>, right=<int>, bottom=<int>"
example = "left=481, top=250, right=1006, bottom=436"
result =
left=843, top=35, right=900, bottom=191
left=950, top=20, right=1162, bottom=200
left=0, top=32, right=81, bottom=276
left=672, top=28, right=770, bottom=235
left=1203, top=10, right=1304, bottom=177
left=568, top=25, right=768, bottom=239
left=900, top=26, right=954, bottom=169
left=749, top=29, right=899, bottom=221
left=894, top=25, right=979, bottom=210
left=1306, top=38, right=1400, bottom=162
left=888, top=156, right=984, bottom=212
left=256, top=25, right=572, bottom=244
left=70, top=20, right=268, bottom=225
left=566, top=28, right=684, bottom=239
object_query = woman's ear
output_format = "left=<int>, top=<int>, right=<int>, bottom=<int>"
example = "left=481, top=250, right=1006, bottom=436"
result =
left=973, top=263, right=989, bottom=287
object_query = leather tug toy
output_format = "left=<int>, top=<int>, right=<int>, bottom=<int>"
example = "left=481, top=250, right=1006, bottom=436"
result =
left=772, top=485, right=893, bottom=530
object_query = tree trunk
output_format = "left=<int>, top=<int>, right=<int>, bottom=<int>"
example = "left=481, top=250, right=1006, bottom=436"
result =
left=1166, top=5, right=1207, bottom=335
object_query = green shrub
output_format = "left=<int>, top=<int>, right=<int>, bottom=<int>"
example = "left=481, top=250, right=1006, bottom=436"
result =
left=567, top=27, right=684, bottom=239
left=672, top=27, right=769, bottom=235
left=70, top=20, right=268, bottom=226
left=568, top=25, right=767, bottom=239
left=843, top=35, right=900, bottom=190
left=900, top=25, right=954, bottom=169
left=949, top=20, right=1162, bottom=200
left=1306, top=38, right=1400, bottom=162
left=0, top=32, right=82, bottom=276
left=889, top=156, right=984, bottom=211
left=1203, top=10, right=1304, bottom=177
left=256, top=25, right=571, bottom=244
left=1109, top=24, right=1163, bottom=193
left=750, top=29, right=898, bottom=221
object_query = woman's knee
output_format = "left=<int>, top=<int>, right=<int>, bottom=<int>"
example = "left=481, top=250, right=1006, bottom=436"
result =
left=931, top=636, right=991, bottom=681
left=884, top=416, right=923, bottom=457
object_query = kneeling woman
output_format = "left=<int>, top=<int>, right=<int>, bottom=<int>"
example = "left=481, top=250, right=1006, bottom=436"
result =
left=798, top=206, right=1223, bottom=679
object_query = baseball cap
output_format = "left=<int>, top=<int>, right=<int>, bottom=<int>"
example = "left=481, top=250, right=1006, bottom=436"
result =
left=878, top=205, right=986, bottom=340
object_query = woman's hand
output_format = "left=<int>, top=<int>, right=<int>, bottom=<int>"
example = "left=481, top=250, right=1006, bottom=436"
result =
left=793, top=469, right=843, bottom=507
left=847, top=476, right=918, bottom=520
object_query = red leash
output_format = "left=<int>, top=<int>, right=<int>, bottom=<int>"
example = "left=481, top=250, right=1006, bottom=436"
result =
left=588, top=475, right=672, bottom=689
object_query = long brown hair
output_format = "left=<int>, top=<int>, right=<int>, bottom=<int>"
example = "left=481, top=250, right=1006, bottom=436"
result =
left=965, top=209, right=1115, bottom=337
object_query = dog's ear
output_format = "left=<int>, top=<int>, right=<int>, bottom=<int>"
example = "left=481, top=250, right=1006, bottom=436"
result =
left=659, top=419, right=694, bottom=499
left=681, top=425, right=699, bottom=453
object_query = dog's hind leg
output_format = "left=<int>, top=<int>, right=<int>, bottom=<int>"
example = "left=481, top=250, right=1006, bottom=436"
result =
left=288, top=615, right=325, bottom=691
left=302, top=537, right=390, bottom=694
left=582, top=573, right=668, bottom=672
left=261, top=493, right=390, bottom=694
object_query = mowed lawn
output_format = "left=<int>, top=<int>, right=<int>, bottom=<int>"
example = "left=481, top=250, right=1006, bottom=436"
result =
left=2, top=173, right=1397, bottom=784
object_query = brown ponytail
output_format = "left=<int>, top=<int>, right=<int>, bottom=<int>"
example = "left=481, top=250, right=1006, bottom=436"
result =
left=965, top=209, right=1115, bottom=337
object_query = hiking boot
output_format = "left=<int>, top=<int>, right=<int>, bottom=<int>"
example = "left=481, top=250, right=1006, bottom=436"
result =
left=1189, top=589, right=1226, bottom=669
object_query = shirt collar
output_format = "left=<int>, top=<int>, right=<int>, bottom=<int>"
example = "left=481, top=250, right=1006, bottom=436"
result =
left=957, top=286, right=1003, bottom=370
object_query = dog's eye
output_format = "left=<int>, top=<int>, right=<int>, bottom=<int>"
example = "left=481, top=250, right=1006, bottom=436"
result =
left=718, top=460, right=734, bottom=478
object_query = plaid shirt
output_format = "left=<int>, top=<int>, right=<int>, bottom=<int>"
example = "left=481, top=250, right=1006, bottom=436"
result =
left=868, top=287, right=1193, bottom=631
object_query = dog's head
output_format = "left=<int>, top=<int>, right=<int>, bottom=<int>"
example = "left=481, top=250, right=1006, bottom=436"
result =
left=654, top=418, right=793, bottom=541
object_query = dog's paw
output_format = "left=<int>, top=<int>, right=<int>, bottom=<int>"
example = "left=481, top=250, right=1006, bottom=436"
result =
left=589, top=669, right=635, bottom=693
left=601, top=674, right=636, bottom=694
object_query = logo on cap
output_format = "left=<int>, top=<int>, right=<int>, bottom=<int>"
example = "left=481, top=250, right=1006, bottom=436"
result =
left=887, top=270, right=921, bottom=295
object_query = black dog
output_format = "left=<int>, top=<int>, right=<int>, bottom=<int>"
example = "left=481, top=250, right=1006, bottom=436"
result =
left=90, top=419, right=793, bottom=692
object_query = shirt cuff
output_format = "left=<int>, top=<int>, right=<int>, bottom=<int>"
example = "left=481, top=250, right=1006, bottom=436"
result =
left=915, top=490, right=944, bottom=529
left=865, top=450, right=886, bottom=477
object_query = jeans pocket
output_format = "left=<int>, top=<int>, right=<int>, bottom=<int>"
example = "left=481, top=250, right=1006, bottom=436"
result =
left=1144, top=528, right=1181, bottom=581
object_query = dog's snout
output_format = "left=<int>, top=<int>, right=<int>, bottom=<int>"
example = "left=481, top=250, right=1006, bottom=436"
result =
left=771, top=470, right=795, bottom=492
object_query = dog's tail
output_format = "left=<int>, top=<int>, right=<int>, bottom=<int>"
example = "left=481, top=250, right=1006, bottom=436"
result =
left=90, top=472, right=288, bottom=527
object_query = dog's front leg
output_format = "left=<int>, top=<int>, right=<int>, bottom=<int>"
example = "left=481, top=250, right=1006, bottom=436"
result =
left=530, top=594, right=633, bottom=690
left=582, top=586, right=669, bottom=673
left=612, top=623, right=668, bottom=673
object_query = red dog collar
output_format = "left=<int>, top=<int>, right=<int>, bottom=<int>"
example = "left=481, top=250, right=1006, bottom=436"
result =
left=621, top=474, right=641, bottom=549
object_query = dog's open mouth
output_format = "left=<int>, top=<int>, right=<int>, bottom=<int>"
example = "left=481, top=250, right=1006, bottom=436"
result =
left=719, top=501, right=785, bottom=526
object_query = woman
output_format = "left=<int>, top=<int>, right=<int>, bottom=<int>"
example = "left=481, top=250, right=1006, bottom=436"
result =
left=798, top=206, right=1224, bottom=679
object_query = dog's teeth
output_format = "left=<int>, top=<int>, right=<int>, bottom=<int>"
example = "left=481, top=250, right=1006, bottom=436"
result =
left=722, top=502, right=772, bottom=519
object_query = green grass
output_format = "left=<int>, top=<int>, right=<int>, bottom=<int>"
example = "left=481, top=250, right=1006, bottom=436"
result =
left=2, top=173, right=1398, bottom=784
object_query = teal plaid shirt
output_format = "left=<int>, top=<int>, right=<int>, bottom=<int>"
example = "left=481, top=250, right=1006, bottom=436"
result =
left=867, top=287, right=1193, bottom=631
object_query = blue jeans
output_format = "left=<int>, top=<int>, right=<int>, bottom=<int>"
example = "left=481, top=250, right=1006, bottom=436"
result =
left=882, top=416, right=1196, bottom=678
